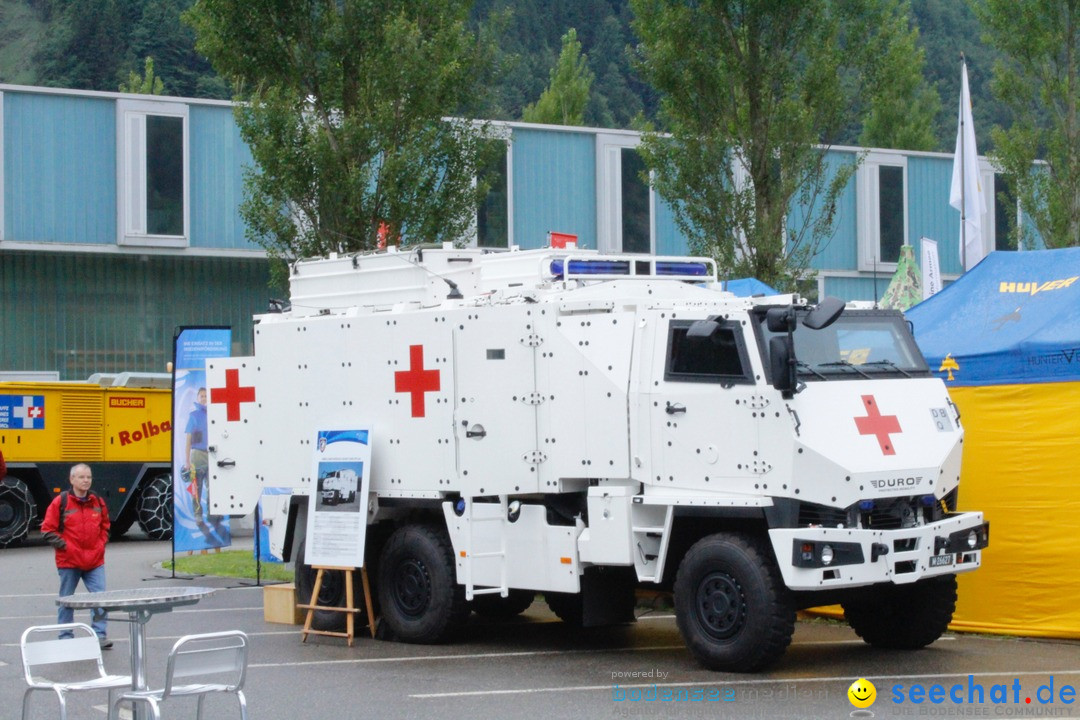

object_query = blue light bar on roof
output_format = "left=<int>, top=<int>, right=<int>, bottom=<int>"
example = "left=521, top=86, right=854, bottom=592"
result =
left=549, top=258, right=710, bottom=279
left=656, top=261, right=709, bottom=276
left=550, top=259, right=629, bottom=277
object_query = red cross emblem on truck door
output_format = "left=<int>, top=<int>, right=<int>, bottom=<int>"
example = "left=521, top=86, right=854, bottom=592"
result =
left=395, top=345, right=440, bottom=417
left=210, top=368, right=256, bottom=421
left=854, top=394, right=901, bottom=455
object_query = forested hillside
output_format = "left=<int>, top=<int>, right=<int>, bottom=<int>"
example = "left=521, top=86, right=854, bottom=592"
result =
left=0, top=0, right=1001, bottom=151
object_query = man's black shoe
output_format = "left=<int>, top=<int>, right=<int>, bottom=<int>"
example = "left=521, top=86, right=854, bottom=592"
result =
left=99, top=637, right=113, bottom=650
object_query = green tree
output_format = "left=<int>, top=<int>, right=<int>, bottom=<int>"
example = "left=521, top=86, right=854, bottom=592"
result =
left=976, top=0, right=1080, bottom=249
left=859, top=3, right=940, bottom=151
left=119, top=56, right=164, bottom=94
left=522, top=28, right=594, bottom=125
left=185, top=0, right=499, bottom=260
left=630, top=0, right=933, bottom=289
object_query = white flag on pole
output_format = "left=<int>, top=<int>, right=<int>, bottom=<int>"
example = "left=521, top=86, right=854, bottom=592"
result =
left=921, top=237, right=941, bottom=300
left=950, top=59, right=986, bottom=271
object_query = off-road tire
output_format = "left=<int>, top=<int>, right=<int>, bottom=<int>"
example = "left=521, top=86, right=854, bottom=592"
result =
left=544, top=591, right=584, bottom=625
left=377, top=524, right=467, bottom=643
left=472, top=589, right=535, bottom=619
left=673, top=532, right=795, bottom=672
left=843, top=574, right=957, bottom=649
left=0, top=476, right=35, bottom=547
left=136, top=473, right=173, bottom=540
left=294, top=539, right=357, bottom=632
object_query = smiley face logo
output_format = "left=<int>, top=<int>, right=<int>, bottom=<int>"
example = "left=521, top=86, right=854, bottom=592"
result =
left=848, top=678, right=876, bottom=708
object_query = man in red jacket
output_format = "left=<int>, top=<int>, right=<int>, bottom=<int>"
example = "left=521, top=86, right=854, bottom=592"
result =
left=40, top=463, right=112, bottom=648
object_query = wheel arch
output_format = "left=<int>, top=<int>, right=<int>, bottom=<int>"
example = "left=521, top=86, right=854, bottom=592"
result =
left=655, top=509, right=771, bottom=591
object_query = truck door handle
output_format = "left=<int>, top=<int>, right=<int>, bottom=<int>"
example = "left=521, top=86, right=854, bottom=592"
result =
left=666, top=402, right=686, bottom=415
left=466, top=425, right=487, bottom=439
left=217, top=459, right=236, bottom=468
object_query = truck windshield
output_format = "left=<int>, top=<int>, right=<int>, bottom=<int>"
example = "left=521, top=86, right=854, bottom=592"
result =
left=758, top=310, right=930, bottom=379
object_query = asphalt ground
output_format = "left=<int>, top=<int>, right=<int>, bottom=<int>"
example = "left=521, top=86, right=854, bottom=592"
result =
left=2, top=533, right=1078, bottom=720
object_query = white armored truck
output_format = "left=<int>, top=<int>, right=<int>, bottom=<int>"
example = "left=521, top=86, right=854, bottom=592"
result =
left=206, top=244, right=989, bottom=671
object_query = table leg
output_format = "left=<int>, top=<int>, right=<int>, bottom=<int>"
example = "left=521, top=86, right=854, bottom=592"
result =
left=127, top=611, right=150, bottom=720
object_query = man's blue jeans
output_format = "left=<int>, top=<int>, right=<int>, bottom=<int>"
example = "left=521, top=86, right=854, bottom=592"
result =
left=57, top=565, right=107, bottom=639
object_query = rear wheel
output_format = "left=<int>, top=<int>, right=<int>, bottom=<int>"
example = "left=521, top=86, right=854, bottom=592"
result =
left=378, top=524, right=467, bottom=643
left=136, top=473, right=173, bottom=540
left=472, top=590, right=535, bottom=618
left=673, top=532, right=795, bottom=672
left=544, top=592, right=584, bottom=626
left=843, top=574, right=957, bottom=649
left=294, top=539, right=358, bottom=631
left=0, top=476, right=35, bottom=547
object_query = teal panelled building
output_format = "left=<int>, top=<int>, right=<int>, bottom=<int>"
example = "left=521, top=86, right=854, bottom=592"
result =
left=1, top=84, right=1026, bottom=379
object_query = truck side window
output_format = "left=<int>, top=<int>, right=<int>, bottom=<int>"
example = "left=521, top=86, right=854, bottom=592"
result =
left=665, top=320, right=752, bottom=384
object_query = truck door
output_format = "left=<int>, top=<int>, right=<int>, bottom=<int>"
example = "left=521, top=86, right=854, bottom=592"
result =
left=645, top=315, right=763, bottom=496
left=453, top=306, right=539, bottom=496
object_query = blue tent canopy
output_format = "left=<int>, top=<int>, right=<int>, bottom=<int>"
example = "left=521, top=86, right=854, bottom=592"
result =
left=906, top=249, right=1080, bottom=386
left=722, top=278, right=779, bottom=297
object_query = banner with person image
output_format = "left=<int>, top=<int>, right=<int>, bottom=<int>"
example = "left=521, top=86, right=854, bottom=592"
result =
left=172, top=327, right=232, bottom=553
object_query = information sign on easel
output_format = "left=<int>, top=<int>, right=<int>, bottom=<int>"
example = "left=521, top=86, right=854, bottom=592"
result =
left=299, top=429, right=376, bottom=644
left=305, top=429, right=371, bottom=565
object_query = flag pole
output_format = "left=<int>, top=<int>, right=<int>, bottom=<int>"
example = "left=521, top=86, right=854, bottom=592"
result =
left=959, top=53, right=967, bottom=273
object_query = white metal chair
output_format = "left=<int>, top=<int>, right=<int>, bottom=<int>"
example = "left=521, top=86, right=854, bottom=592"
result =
left=20, top=622, right=132, bottom=720
left=110, top=630, right=249, bottom=720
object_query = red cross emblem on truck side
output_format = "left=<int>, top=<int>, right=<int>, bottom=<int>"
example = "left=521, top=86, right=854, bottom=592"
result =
left=854, top=394, right=901, bottom=455
left=394, top=345, right=440, bottom=418
left=210, top=368, right=256, bottom=421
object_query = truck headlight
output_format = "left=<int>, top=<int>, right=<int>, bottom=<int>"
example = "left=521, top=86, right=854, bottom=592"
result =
left=820, top=545, right=834, bottom=566
left=967, top=530, right=977, bottom=549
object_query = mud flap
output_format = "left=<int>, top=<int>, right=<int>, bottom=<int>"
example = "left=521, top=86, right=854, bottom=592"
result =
left=581, top=566, right=637, bottom=626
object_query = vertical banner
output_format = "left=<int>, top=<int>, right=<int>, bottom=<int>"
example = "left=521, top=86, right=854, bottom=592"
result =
left=305, top=429, right=372, bottom=567
left=173, top=328, right=233, bottom=553
left=921, top=237, right=942, bottom=301
left=256, top=488, right=292, bottom=563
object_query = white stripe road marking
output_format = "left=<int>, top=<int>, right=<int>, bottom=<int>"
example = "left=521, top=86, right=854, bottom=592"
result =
left=249, top=646, right=689, bottom=669
left=409, top=669, right=1080, bottom=699
left=0, top=606, right=266, bottom=622
left=0, top=629, right=299, bottom=648
left=0, top=586, right=266, bottom=600
left=245, top=637, right=957, bottom=671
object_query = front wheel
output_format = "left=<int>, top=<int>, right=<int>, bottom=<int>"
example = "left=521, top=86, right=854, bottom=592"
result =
left=673, top=532, right=795, bottom=672
left=136, top=473, right=173, bottom=540
left=843, top=574, right=957, bottom=649
left=0, top=476, right=35, bottom=547
left=377, top=524, right=467, bottom=643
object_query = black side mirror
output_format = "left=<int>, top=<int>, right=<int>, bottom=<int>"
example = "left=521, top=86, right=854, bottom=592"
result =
left=769, top=335, right=796, bottom=397
left=803, top=296, right=845, bottom=330
left=766, top=307, right=796, bottom=333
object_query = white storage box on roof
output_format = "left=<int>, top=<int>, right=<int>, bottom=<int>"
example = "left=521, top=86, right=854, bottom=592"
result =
left=287, top=243, right=485, bottom=315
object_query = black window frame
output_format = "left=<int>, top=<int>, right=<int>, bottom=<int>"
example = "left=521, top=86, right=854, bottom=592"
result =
left=664, top=319, right=754, bottom=385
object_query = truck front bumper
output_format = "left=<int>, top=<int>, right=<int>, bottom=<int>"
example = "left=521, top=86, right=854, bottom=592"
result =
left=768, top=512, right=989, bottom=590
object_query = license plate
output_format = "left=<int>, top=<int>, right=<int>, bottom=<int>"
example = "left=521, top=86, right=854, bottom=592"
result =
left=929, top=554, right=954, bottom=567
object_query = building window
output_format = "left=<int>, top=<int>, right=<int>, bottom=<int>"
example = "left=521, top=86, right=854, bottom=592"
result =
left=620, top=147, right=651, bottom=253
left=857, top=153, right=908, bottom=270
left=117, top=99, right=189, bottom=247
left=476, top=138, right=510, bottom=248
left=597, top=132, right=655, bottom=254
left=994, top=173, right=1017, bottom=251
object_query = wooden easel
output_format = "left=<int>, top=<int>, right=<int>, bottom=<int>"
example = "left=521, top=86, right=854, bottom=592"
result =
left=298, top=565, right=377, bottom=646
